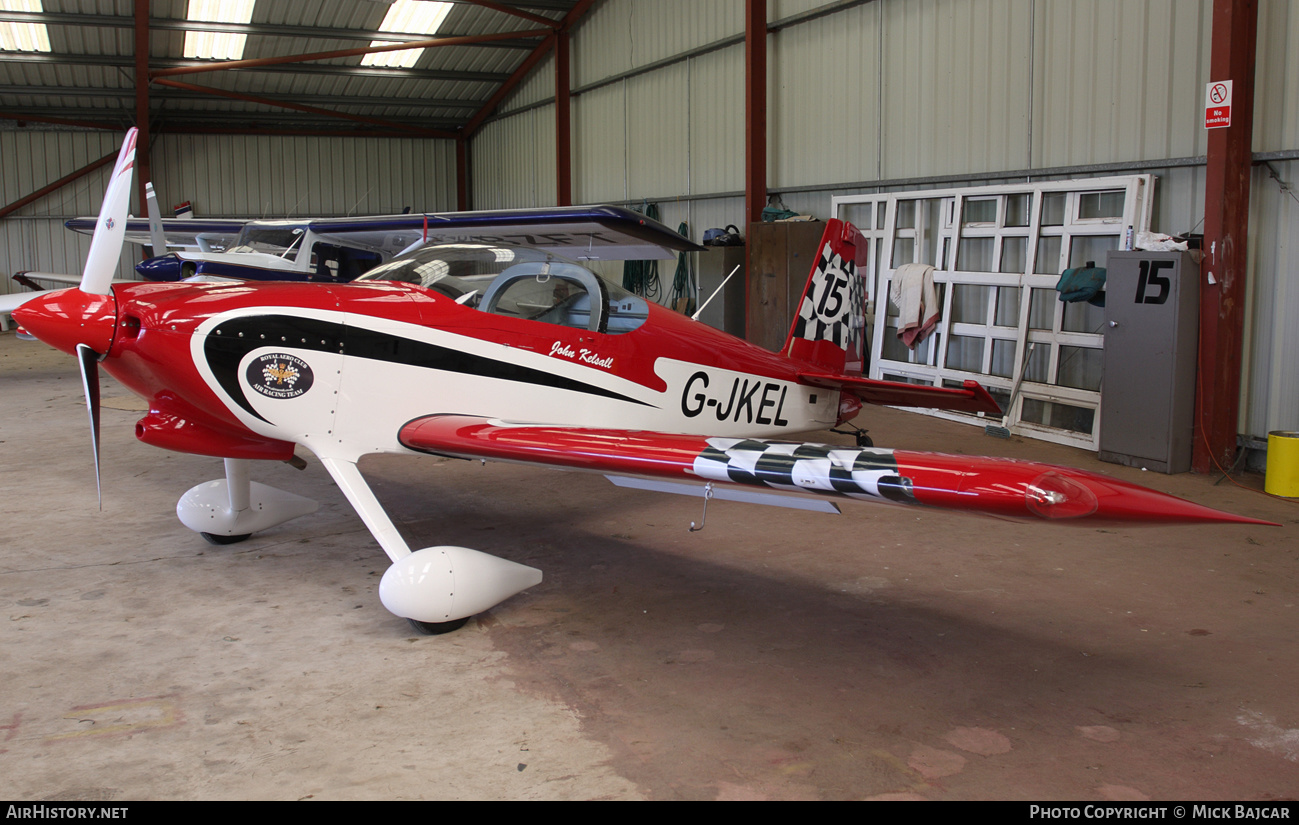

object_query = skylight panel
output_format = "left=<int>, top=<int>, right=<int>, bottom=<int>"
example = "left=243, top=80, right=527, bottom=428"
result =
left=183, top=0, right=256, bottom=61
left=0, top=0, right=52, bottom=53
left=361, top=0, right=453, bottom=69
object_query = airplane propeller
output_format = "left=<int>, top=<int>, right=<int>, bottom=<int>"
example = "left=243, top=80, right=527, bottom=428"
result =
left=16, top=128, right=137, bottom=506
left=80, top=129, right=136, bottom=297
left=77, top=343, right=103, bottom=508
left=74, top=130, right=138, bottom=504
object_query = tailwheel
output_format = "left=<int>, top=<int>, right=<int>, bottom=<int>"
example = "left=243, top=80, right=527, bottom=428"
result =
left=201, top=532, right=251, bottom=545
left=831, top=424, right=873, bottom=448
left=407, top=617, right=470, bottom=635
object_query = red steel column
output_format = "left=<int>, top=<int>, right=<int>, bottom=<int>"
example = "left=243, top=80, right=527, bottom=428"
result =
left=555, top=24, right=572, bottom=206
left=135, top=0, right=150, bottom=216
left=0, top=151, right=117, bottom=219
left=744, top=0, right=767, bottom=227
left=1194, top=0, right=1258, bottom=473
left=457, top=133, right=470, bottom=211
left=743, top=0, right=767, bottom=342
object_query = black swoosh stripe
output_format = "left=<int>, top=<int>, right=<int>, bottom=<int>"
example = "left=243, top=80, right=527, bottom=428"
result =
left=203, top=314, right=652, bottom=423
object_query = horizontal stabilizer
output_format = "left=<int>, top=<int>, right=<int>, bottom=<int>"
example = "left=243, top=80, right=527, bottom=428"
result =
left=798, top=371, right=1002, bottom=416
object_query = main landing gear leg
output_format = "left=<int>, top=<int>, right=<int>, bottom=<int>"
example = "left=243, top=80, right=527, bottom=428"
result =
left=176, top=458, right=319, bottom=543
left=317, top=456, right=542, bottom=634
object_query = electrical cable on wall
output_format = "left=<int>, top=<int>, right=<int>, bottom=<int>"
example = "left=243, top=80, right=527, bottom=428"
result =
left=622, top=201, right=662, bottom=301
left=669, top=221, right=696, bottom=314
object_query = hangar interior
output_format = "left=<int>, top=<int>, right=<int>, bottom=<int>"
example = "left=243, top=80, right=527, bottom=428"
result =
left=1, top=0, right=1297, bottom=801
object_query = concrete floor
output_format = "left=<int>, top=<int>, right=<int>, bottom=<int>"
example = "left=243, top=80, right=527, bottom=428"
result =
left=1, top=329, right=1296, bottom=801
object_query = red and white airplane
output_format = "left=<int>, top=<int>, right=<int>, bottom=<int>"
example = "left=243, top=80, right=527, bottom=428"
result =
left=15, top=130, right=1274, bottom=634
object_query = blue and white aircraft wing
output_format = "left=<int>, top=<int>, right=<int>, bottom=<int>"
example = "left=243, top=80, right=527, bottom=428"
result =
left=68, top=205, right=700, bottom=262
left=65, top=216, right=246, bottom=252
left=307, top=205, right=703, bottom=261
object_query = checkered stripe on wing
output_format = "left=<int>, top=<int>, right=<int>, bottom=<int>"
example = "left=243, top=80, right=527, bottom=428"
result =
left=693, top=438, right=915, bottom=503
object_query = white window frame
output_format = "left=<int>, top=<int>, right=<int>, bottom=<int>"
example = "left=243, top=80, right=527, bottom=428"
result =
left=832, top=175, right=1154, bottom=450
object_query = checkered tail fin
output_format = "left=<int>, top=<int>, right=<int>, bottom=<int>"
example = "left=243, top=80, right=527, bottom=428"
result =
left=781, top=219, right=868, bottom=375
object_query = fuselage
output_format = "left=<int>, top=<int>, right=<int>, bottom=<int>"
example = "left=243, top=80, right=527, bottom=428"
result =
left=49, top=278, right=842, bottom=465
left=135, top=251, right=304, bottom=282
left=134, top=225, right=385, bottom=283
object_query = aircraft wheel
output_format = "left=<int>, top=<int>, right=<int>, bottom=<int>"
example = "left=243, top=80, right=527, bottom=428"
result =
left=407, top=617, right=470, bottom=635
left=856, top=433, right=874, bottom=448
left=200, top=532, right=252, bottom=545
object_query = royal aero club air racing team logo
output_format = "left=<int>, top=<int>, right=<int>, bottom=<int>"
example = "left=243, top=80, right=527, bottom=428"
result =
left=247, top=353, right=314, bottom=399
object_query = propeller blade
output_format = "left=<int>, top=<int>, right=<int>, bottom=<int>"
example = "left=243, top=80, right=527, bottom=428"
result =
left=81, top=128, right=138, bottom=296
left=76, top=343, right=103, bottom=509
left=145, top=181, right=167, bottom=255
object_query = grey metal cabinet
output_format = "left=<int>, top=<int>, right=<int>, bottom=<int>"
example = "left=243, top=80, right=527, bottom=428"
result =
left=1098, top=250, right=1200, bottom=473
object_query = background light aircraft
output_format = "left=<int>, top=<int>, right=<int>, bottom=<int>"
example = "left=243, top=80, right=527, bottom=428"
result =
left=67, top=194, right=702, bottom=284
left=16, top=130, right=1275, bottom=635
left=1, top=186, right=241, bottom=326
left=64, top=207, right=245, bottom=257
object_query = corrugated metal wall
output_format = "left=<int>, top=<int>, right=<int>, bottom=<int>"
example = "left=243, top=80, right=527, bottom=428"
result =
left=469, top=0, right=1299, bottom=440
left=1, top=130, right=457, bottom=299
left=472, top=106, right=557, bottom=209
left=1031, top=0, right=1212, bottom=166
left=1252, top=0, right=1298, bottom=151
left=1233, top=0, right=1298, bottom=442
left=1244, top=159, right=1298, bottom=440
left=501, top=52, right=556, bottom=114
left=573, top=0, right=743, bottom=86
left=149, top=134, right=457, bottom=219
left=1, top=129, right=139, bottom=290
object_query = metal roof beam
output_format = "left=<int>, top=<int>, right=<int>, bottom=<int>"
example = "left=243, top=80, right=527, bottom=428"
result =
left=152, top=77, right=457, bottom=138
left=0, top=110, right=123, bottom=130
left=0, top=52, right=511, bottom=83
left=0, top=148, right=118, bottom=219
left=462, top=0, right=594, bottom=137
left=0, top=85, right=483, bottom=112
left=459, top=0, right=560, bottom=28
left=150, top=124, right=462, bottom=139
left=149, top=29, right=551, bottom=79
left=476, top=0, right=579, bottom=9
left=0, top=106, right=463, bottom=129
left=0, top=10, right=544, bottom=48
left=462, top=34, right=554, bottom=137
left=150, top=113, right=463, bottom=131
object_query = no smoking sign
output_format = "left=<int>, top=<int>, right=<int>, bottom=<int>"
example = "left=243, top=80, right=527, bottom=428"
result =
left=1205, top=80, right=1232, bottom=129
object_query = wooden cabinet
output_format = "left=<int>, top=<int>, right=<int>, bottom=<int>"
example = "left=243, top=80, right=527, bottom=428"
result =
left=745, top=220, right=826, bottom=352
left=696, top=245, right=747, bottom=339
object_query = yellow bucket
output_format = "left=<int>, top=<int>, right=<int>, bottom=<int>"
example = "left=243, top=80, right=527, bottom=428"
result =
left=1265, top=431, right=1299, bottom=497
